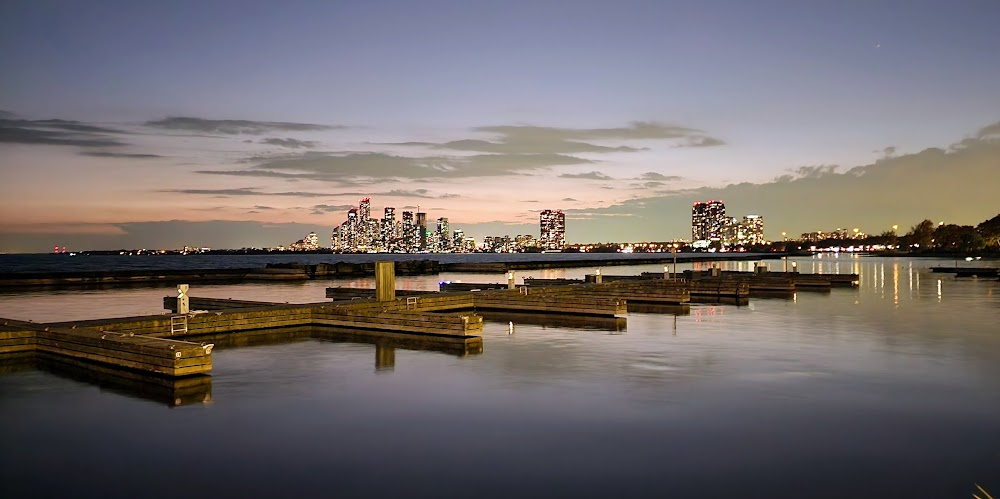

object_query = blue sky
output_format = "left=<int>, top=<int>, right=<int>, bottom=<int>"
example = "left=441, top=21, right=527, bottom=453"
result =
left=1, top=0, right=998, bottom=251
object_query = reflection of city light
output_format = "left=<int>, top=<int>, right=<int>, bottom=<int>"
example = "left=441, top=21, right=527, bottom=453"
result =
left=937, top=279, right=942, bottom=302
left=893, top=263, right=899, bottom=306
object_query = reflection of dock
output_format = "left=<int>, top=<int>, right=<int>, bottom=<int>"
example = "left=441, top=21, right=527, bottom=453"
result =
left=930, top=266, right=999, bottom=278
left=1, top=351, right=213, bottom=407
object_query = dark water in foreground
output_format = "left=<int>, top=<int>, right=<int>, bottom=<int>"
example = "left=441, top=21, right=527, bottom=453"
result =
left=1, top=255, right=999, bottom=498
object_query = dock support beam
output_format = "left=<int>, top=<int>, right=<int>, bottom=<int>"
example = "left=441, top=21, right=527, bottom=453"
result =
left=375, top=261, right=395, bottom=302
left=507, top=271, right=515, bottom=290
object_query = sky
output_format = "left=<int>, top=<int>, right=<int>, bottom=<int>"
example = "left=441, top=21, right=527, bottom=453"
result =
left=1, top=0, right=998, bottom=252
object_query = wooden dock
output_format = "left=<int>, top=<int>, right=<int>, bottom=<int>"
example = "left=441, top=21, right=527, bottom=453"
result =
left=3, top=259, right=807, bottom=383
left=1, top=319, right=213, bottom=377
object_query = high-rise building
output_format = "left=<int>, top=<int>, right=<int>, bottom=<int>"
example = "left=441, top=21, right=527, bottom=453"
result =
left=436, top=217, right=451, bottom=251
left=415, top=211, right=427, bottom=250
left=359, top=198, right=371, bottom=222
left=401, top=211, right=415, bottom=251
left=539, top=209, right=566, bottom=250
left=741, top=215, right=764, bottom=245
left=692, top=200, right=727, bottom=241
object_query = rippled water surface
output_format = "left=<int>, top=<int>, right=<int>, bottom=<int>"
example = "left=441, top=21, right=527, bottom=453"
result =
left=1, top=255, right=998, bottom=498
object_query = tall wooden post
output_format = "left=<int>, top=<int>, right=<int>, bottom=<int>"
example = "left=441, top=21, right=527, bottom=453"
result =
left=177, top=284, right=190, bottom=314
left=375, top=261, right=395, bottom=302
left=507, top=270, right=515, bottom=289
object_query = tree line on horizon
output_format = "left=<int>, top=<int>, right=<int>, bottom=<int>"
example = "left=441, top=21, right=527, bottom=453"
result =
left=798, top=213, right=1000, bottom=254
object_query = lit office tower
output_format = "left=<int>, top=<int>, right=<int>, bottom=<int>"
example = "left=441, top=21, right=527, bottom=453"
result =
left=539, top=209, right=566, bottom=250
left=691, top=200, right=727, bottom=241
left=401, top=211, right=415, bottom=251
left=359, top=198, right=371, bottom=221
left=415, top=211, right=427, bottom=250
left=382, top=207, right=397, bottom=251
left=741, top=215, right=764, bottom=245
left=452, top=229, right=465, bottom=252
left=436, top=217, right=450, bottom=251
left=336, top=208, right=358, bottom=250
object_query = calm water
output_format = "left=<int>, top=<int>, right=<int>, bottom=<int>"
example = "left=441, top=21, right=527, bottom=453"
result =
left=1, top=255, right=998, bottom=498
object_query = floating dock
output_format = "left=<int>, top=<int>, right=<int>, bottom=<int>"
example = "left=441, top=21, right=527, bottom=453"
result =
left=1, top=259, right=857, bottom=385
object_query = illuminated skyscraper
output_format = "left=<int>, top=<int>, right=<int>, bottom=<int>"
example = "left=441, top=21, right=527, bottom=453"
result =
left=415, top=211, right=427, bottom=250
left=401, top=210, right=415, bottom=251
left=436, top=217, right=450, bottom=251
left=741, top=215, right=764, bottom=245
left=692, top=200, right=726, bottom=241
left=539, top=209, right=566, bottom=250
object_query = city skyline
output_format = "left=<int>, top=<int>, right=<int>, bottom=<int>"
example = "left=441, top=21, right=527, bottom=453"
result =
left=2, top=1, right=999, bottom=253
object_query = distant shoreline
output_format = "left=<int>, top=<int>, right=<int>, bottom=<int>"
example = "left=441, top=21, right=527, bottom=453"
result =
left=0, top=253, right=788, bottom=290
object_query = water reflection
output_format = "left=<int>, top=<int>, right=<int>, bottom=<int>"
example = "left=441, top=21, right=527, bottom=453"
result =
left=1, top=352, right=213, bottom=407
left=480, top=311, right=628, bottom=332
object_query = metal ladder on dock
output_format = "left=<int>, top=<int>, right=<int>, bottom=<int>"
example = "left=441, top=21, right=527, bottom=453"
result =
left=170, top=315, right=188, bottom=335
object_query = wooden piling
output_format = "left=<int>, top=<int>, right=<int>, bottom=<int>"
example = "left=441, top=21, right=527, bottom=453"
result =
left=375, top=261, right=396, bottom=302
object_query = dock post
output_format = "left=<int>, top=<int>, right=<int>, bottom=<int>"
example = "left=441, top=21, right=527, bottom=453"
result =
left=595, top=268, right=603, bottom=284
left=177, top=284, right=190, bottom=314
left=790, top=261, right=798, bottom=274
left=507, top=270, right=516, bottom=290
left=375, top=261, right=395, bottom=302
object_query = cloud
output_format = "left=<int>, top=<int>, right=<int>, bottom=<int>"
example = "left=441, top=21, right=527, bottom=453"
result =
left=310, top=204, right=357, bottom=215
left=774, top=165, right=840, bottom=182
left=380, top=188, right=458, bottom=199
left=162, top=187, right=337, bottom=198
left=0, top=118, right=128, bottom=147
left=387, top=121, right=722, bottom=155
left=144, top=117, right=342, bottom=135
left=567, top=131, right=1000, bottom=242
left=81, top=151, right=164, bottom=159
left=679, top=136, right=726, bottom=147
left=559, top=171, right=613, bottom=180
left=562, top=197, right=578, bottom=202
left=253, top=205, right=276, bottom=210
left=260, top=137, right=318, bottom=148
left=224, top=151, right=592, bottom=181
left=637, top=172, right=683, bottom=181
left=975, top=120, right=1000, bottom=139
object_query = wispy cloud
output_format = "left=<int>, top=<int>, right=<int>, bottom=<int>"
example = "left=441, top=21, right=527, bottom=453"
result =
left=637, top=172, right=683, bottom=181
left=81, top=151, right=163, bottom=159
left=386, top=121, right=723, bottom=155
left=0, top=118, right=128, bottom=147
left=212, top=151, right=593, bottom=181
left=559, top=171, right=613, bottom=180
left=161, top=187, right=338, bottom=198
left=260, top=137, right=318, bottom=148
left=145, top=116, right=342, bottom=135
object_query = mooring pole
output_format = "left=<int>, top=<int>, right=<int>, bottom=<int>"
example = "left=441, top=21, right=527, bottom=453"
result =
left=177, top=284, right=190, bottom=314
left=375, top=261, right=395, bottom=302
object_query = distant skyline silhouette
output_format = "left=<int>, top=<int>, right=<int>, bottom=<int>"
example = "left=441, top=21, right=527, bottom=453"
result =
left=2, top=0, right=999, bottom=252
